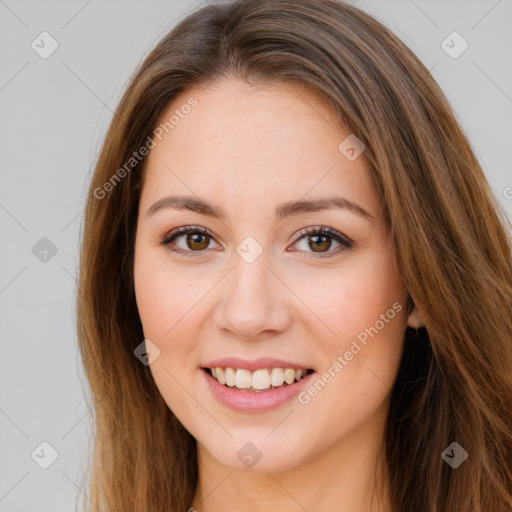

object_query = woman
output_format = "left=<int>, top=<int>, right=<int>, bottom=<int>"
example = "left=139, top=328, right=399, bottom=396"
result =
left=76, top=0, right=512, bottom=510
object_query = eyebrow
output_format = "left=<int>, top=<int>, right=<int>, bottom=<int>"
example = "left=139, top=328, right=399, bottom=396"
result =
left=145, top=194, right=373, bottom=222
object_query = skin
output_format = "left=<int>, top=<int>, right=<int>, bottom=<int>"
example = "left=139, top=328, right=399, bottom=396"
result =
left=133, top=78, right=424, bottom=512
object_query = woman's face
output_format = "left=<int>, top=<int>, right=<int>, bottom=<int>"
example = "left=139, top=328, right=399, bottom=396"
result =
left=134, top=78, right=416, bottom=474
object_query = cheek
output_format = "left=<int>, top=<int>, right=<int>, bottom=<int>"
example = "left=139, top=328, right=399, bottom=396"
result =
left=134, top=245, right=208, bottom=342
left=295, top=267, right=406, bottom=436
left=297, top=253, right=407, bottom=391
left=133, top=248, right=207, bottom=419
left=295, top=258, right=406, bottom=346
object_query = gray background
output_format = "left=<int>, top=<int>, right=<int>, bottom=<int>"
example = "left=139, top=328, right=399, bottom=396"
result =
left=1, top=1, right=511, bottom=510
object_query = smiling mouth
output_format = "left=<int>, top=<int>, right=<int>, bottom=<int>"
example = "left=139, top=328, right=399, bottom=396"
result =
left=202, top=367, right=315, bottom=392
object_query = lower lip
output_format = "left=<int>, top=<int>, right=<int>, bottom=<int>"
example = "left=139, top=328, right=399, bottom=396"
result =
left=201, top=368, right=315, bottom=412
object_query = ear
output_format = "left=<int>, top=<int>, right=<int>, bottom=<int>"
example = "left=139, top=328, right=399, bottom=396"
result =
left=407, top=302, right=424, bottom=329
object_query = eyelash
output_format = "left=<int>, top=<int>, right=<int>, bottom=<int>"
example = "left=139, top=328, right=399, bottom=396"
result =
left=159, top=225, right=353, bottom=259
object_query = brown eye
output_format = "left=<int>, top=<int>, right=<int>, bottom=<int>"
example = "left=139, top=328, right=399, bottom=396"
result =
left=186, top=232, right=210, bottom=250
left=290, top=226, right=353, bottom=259
left=308, top=234, right=332, bottom=252
left=160, top=226, right=219, bottom=256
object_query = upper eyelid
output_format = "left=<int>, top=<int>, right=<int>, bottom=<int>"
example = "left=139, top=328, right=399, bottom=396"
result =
left=293, top=226, right=349, bottom=241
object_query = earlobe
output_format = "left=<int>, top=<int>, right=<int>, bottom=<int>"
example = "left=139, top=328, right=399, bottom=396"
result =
left=407, top=304, right=424, bottom=329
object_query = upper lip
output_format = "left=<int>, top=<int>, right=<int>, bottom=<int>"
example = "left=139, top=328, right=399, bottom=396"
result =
left=201, top=357, right=314, bottom=372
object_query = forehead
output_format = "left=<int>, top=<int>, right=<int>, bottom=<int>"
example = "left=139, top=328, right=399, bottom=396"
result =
left=153, top=79, right=342, bottom=155
left=141, top=79, right=379, bottom=218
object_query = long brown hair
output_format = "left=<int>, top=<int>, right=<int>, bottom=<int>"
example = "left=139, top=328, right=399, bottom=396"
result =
left=76, top=0, right=512, bottom=510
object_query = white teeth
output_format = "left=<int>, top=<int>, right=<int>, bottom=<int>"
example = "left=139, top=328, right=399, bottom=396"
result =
left=224, top=367, right=236, bottom=387
left=235, top=368, right=252, bottom=389
left=270, top=368, right=285, bottom=386
left=284, top=368, right=296, bottom=384
left=252, top=369, right=271, bottom=390
left=209, top=366, right=310, bottom=390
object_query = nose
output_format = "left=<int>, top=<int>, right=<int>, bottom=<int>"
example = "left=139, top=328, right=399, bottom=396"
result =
left=213, top=251, right=293, bottom=340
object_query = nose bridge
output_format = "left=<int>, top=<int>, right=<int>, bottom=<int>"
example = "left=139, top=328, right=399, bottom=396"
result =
left=231, top=247, right=272, bottom=302
left=214, top=243, right=291, bottom=338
